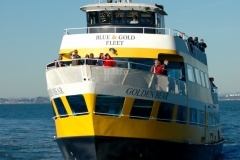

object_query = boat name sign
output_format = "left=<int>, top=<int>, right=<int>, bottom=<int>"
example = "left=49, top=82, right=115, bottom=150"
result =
left=96, top=35, right=135, bottom=45
left=126, top=88, right=169, bottom=100
left=48, top=87, right=64, bottom=97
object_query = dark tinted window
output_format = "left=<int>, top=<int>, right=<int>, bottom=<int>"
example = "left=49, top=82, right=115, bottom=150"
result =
left=51, top=101, right=57, bottom=117
left=130, top=99, right=153, bottom=120
left=66, top=95, right=88, bottom=116
left=198, top=110, right=204, bottom=126
left=157, top=102, right=174, bottom=122
left=126, top=10, right=139, bottom=24
left=54, top=97, right=68, bottom=118
left=190, top=108, right=197, bottom=125
left=140, top=11, right=154, bottom=25
left=176, top=105, right=187, bottom=124
left=95, top=95, right=125, bottom=117
left=113, top=11, right=125, bottom=24
left=100, top=11, right=111, bottom=24
left=87, top=11, right=99, bottom=25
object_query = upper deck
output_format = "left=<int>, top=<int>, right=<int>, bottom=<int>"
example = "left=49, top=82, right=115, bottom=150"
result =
left=59, top=0, right=208, bottom=72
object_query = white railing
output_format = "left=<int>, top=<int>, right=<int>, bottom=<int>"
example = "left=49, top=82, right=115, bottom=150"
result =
left=63, top=27, right=188, bottom=39
left=46, top=58, right=152, bottom=71
left=46, top=59, right=187, bottom=96
left=46, top=58, right=183, bottom=79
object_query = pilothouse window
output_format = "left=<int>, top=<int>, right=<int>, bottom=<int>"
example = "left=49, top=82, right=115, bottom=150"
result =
left=100, top=11, right=111, bottom=24
left=87, top=12, right=99, bottom=25
left=127, top=11, right=139, bottom=24
left=140, top=11, right=154, bottom=25
left=113, top=10, right=125, bottom=24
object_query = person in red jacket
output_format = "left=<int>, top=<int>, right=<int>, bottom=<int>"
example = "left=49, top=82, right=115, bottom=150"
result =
left=103, top=53, right=116, bottom=67
left=151, top=60, right=163, bottom=74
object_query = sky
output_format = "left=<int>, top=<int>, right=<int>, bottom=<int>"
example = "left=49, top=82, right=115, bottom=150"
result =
left=0, top=0, right=239, bottom=98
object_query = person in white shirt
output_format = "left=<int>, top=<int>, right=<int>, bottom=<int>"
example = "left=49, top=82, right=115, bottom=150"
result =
left=130, top=15, right=138, bottom=24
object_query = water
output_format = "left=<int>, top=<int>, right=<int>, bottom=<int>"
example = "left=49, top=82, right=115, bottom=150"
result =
left=0, top=104, right=62, bottom=160
left=219, top=100, right=240, bottom=160
left=0, top=101, right=239, bottom=160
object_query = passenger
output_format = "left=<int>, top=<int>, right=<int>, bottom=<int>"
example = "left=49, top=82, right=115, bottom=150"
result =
left=55, top=54, right=64, bottom=67
left=87, top=53, right=98, bottom=65
left=97, top=53, right=105, bottom=66
left=151, top=60, right=164, bottom=74
left=130, top=15, right=138, bottom=24
left=179, top=33, right=184, bottom=39
left=103, top=53, right=116, bottom=66
left=209, top=77, right=217, bottom=92
left=199, top=39, right=207, bottom=52
left=188, top=37, right=194, bottom=53
left=84, top=54, right=90, bottom=64
left=162, top=59, right=169, bottom=76
left=193, top=37, right=199, bottom=47
left=69, top=50, right=81, bottom=66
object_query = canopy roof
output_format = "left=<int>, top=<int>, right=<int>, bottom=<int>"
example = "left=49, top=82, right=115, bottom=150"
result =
left=80, top=3, right=167, bottom=15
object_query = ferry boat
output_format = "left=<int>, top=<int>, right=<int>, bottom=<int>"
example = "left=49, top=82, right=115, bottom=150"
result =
left=45, top=0, right=225, bottom=159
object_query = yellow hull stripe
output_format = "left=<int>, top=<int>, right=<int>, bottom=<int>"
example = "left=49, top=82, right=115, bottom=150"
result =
left=59, top=48, right=180, bottom=59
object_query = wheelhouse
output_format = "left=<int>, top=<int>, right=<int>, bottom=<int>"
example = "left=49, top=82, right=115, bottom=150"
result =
left=80, top=2, right=167, bottom=33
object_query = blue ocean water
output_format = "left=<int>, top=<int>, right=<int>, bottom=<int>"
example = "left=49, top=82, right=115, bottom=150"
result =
left=0, top=101, right=239, bottom=160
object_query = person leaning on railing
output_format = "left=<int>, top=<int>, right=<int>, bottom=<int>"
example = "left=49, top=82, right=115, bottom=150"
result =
left=162, top=59, right=169, bottom=76
left=209, top=77, right=217, bottom=92
left=199, top=39, right=207, bottom=52
left=86, top=53, right=98, bottom=65
left=69, top=49, right=82, bottom=65
left=151, top=60, right=164, bottom=74
left=103, top=53, right=116, bottom=67
left=97, top=53, right=105, bottom=66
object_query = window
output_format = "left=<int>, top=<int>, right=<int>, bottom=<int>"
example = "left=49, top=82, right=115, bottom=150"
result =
left=53, top=98, right=68, bottom=118
left=113, top=11, right=125, bottom=24
left=157, top=102, right=174, bottom=122
left=204, top=73, right=210, bottom=88
left=140, top=11, right=154, bottom=25
left=95, top=95, right=125, bottom=117
left=100, top=11, right=111, bottom=24
left=187, top=64, right=195, bottom=82
left=198, top=110, right=204, bottom=126
left=190, top=108, right=197, bottom=125
left=130, top=99, right=153, bottom=120
left=194, top=68, right=201, bottom=85
left=176, top=105, right=187, bottom=124
left=87, top=12, right=99, bottom=25
left=66, top=95, right=88, bottom=116
left=126, top=11, right=139, bottom=24
left=51, top=101, right=57, bottom=117
left=200, top=71, right=206, bottom=87
left=166, top=62, right=184, bottom=80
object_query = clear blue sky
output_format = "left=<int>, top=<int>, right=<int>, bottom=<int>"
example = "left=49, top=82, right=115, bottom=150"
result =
left=0, top=0, right=239, bottom=98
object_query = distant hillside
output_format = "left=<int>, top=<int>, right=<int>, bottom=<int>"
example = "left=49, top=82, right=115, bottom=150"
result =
left=0, top=96, right=50, bottom=104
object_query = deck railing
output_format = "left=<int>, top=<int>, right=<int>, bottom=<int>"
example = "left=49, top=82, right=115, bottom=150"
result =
left=46, top=58, right=187, bottom=95
left=64, top=27, right=188, bottom=38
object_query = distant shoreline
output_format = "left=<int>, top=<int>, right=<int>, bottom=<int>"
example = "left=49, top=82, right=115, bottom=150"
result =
left=0, top=103, right=50, bottom=105
left=218, top=99, right=240, bottom=101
